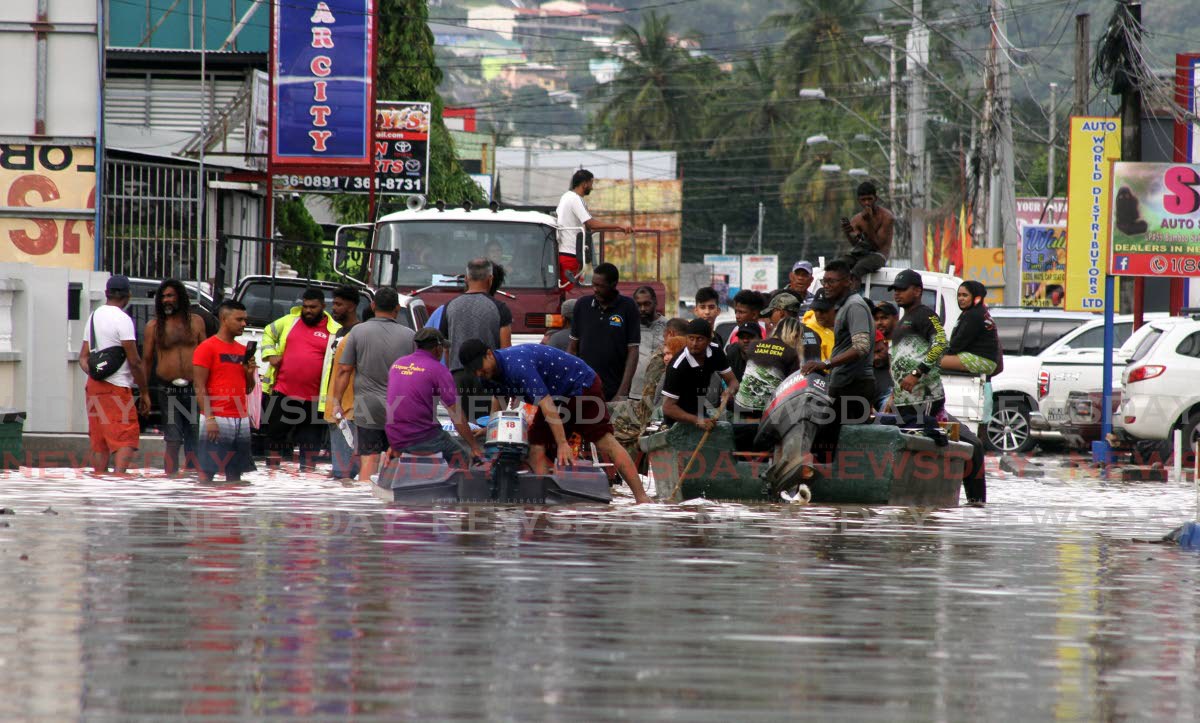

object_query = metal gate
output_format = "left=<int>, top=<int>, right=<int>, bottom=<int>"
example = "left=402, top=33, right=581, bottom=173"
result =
left=102, top=158, right=220, bottom=281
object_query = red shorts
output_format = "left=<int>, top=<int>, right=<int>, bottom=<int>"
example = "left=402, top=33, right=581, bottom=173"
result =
left=558, top=253, right=581, bottom=289
left=85, top=377, right=141, bottom=455
left=528, top=376, right=613, bottom=447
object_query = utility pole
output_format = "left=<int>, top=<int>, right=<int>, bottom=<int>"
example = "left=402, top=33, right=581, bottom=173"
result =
left=628, top=148, right=636, bottom=273
left=721, top=224, right=727, bottom=255
left=1122, top=3, right=1145, bottom=328
left=198, top=0, right=207, bottom=284
left=906, top=0, right=928, bottom=270
left=1073, top=14, right=1090, bottom=117
left=1047, top=82, right=1058, bottom=205
left=990, top=0, right=1019, bottom=305
left=888, top=39, right=899, bottom=218
left=757, top=202, right=764, bottom=254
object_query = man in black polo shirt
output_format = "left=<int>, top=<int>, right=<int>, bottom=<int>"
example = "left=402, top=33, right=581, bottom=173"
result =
left=662, top=319, right=739, bottom=430
left=569, top=262, right=640, bottom=401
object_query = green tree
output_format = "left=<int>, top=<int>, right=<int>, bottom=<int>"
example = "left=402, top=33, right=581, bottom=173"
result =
left=765, top=0, right=874, bottom=90
left=330, top=0, right=481, bottom=223
left=594, top=12, right=716, bottom=150
left=275, top=198, right=334, bottom=279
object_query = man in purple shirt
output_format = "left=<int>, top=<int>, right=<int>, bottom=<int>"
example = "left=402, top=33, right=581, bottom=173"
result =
left=459, top=340, right=653, bottom=504
left=386, top=328, right=485, bottom=465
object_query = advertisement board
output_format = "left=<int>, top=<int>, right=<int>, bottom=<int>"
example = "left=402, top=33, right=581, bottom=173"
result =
left=1019, top=225, right=1067, bottom=307
left=270, top=0, right=375, bottom=169
left=274, top=101, right=431, bottom=194
left=0, top=145, right=95, bottom=270
left=1064, top=117, right=1121, bottom=311
left=1015, top=197, right=1068, bottom=230
left=703, top=254, right=741, bottom=305
left=741, top=255, right=778, bottom=294
left=1108, top=162, right=1200, bottom=276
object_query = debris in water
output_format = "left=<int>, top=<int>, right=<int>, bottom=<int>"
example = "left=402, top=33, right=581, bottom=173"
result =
left=41, top=506, right=57, bottom=515
left=1163, top=522, right=1200, bottom=550
left=0, top=508, right=13, bottom=515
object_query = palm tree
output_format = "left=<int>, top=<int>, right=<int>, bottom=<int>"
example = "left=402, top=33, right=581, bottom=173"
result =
left=708, top=49, right=795, bottom=170
left=594, top=12, right=715, bottom=150
left=765, top=0, right=875, bottom=91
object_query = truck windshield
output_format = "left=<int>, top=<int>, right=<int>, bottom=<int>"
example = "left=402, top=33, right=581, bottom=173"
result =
left=375, top=220, right=555, bottom=289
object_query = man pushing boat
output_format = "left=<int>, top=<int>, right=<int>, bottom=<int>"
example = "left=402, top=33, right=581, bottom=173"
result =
left=458, top=340, right=653, bottom=504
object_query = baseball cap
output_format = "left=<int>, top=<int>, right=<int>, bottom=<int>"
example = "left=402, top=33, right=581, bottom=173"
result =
left=458, top=338, right=491, bottom=373
left=887, top=269, right=924, bottom=291
left=106, top=274, right=131, bottom=292
left=809, top=290, right=835, bottom=312
left=736, top=322, right=761, bottom=341
left=413, top=327, right=445, bottom=348
left=874, top=301, right=899, bottom=317
left=684, top=318, right=712, bottom=338
left=760, top=292, right=800, bottom=317
left=791, top=260, right=814, bottom=275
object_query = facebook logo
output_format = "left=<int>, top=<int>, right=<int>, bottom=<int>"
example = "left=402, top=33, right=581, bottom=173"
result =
left=1115, top=255, right=1130, bottom=271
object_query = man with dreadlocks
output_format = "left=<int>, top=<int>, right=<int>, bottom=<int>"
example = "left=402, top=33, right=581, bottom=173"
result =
left=142, top=279, right=210, bottom=475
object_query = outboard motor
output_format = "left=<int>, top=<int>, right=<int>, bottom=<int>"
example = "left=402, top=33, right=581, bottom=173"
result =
left=484, top=410, right=528, bottom=501
left=756, top=370, right=835, bottom=496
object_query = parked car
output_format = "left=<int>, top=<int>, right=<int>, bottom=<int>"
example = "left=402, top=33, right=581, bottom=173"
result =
left=1115, top=315, right=1200, bottom=453
left=1060, top=389, right=1122, bottom=450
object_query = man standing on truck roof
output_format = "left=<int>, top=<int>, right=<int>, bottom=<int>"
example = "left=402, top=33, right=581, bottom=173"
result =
left=332, top=287, right=415, bottom=484
left=261, top=288, right=342, bottom=471
left=142, top=279, right=209, bottom=476
left=324, top=285, right=362, bottom=481
left=569, top=263, right=640, bottom=402
left=839, top=181, right=895, bottom=281
left=556, top=169, right=631, bottom=290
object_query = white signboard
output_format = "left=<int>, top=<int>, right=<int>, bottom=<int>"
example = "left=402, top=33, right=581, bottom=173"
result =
left=703, top=254, right=741, bottom=291
left=741, top=255, right=778, bottom=293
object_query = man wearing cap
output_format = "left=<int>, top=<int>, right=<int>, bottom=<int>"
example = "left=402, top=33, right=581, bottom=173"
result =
left=872, top=301, right=900, bottom=410
left=760, top=292, right=800, bottom=334
left=802, top=291, right=837, bottom=361
left=385, top=329, right=484, bottom=465
left=771, top=261, right=816, bottom=312
left=79, top=274, right=151, bottom=474
left=839, top=181, right=895, bottom=281
left=887, top=269, right=947, bottom=427
left=801, top=259, right=875, bottom=429
left=459, top=340, right=653, bottom=504
left=662, top=319, right=739, bottom=431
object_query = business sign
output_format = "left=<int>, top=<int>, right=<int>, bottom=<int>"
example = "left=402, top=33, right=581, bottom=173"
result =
left=1020, top=225, right=1067, bottom=307
left=0, top=145, right=95, bottom=270
left=703, top=254, right=741, bottom=304
left=1174, top=53, right=1200, bottom=164
left=963, top=247, right=1005, bottom=305
left=741, top=255, right=778, bottom=294
left=1107, top=162, right=1200, bottom=276
left=270, top=0, right=374, bottom=169
left=1064, top=117, right=1121, bottom=311
left=1015, top=197, right=1068, bottom=230
left=273, top=101, right=431, bottom=194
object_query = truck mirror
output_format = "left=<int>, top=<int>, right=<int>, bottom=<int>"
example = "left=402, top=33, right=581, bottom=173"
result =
left=334, top=224, right=374, bottom=281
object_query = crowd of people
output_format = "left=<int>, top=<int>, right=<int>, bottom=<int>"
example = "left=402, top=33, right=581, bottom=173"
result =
left=77, top=175, right=999, bottom=506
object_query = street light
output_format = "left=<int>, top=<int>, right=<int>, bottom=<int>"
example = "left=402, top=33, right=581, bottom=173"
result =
left=819, top=164, right=842, bottom=173
left=806, top=133, right=880, bottom=173
left=798, top=88, right=826, bottom=100
left=805, top=134, right=829, bottom=146
left=848, top=168, right=870, bottom=177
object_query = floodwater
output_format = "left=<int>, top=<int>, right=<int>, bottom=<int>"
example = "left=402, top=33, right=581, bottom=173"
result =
left=2, top=456, right=1199, bottom=721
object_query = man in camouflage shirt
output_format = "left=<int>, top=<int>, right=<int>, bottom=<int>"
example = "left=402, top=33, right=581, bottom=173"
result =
left=887, top=270, right=947, bottom=428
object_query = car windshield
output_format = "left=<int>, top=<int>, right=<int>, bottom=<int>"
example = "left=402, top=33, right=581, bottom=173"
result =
left=374, top=220, right=555, bottom=289
left=238, top=282, right=375, bottom=328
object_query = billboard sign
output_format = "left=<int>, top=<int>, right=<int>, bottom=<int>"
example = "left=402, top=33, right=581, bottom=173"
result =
left=1015, top=197, right=1068, bottom=231
left=270, top=0, right=375, bottom=169
left=1064, top=117, right=1121, bottom=311
left=703, top=254, right=741, bottom=305
left=741, top=255, right=778, bottom=294
left=1020, top=225, right=1067, bottom=307
left=1108, top=162, right=1200, bottom=276
left=0, top=145, right=95, bottom=270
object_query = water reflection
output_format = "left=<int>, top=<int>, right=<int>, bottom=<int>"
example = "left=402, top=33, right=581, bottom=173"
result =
left=0, top=461, right=1199, bottom=719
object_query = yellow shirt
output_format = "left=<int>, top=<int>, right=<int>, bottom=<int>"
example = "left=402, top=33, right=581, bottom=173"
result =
left=802, top=310, right=835, bottom=361
left=323, top=335, right=355, bottom=423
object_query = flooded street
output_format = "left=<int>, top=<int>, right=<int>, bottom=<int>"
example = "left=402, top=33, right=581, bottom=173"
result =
left=2, top=456, right=1199, bottom=720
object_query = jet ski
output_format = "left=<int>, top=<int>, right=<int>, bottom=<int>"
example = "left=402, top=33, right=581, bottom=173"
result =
left=373, top=410, right=612, bottom=505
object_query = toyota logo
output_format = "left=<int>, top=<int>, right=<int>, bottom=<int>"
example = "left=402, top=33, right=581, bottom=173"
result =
left=395, top=141, right=412, bottom=153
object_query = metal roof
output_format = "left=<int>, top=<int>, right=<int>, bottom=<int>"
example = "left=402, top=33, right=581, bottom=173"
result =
left=376, top=207, right=557, bottom=226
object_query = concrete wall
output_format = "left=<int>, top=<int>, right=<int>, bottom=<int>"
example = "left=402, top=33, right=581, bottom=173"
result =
left=0, top=263, right=112, bottom=433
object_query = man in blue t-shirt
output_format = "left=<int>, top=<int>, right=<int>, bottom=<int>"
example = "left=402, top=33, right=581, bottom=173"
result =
left=459, top=340, right=652, bottom=504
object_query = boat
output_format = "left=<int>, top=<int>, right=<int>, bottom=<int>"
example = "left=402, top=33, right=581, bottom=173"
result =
left=372, top=410, right=612, bottom=505
left=640, top=370, right=973, bottom=506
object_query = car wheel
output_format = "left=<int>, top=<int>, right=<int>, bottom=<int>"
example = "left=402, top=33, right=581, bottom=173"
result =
left=985, top=398, right=1037, bottom=453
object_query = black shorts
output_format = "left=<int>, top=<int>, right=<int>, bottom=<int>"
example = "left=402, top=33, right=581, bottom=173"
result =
left=263, top=393, right=323, bottom=451
left=356, top=426, right=390, bottom=455
left=154, top=383, right=197, bottom=449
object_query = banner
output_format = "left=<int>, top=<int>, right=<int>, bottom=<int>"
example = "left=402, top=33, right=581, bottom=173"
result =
left=1015, top=197, right=1068, bottom=230
left=1108, top=162, right=1200, bottom=276
left=1064, top=117, right=1121, bottom=311
left=703, top=254, right=741, bottom=305
left=741, top=255, right=778, bottom=294
left=271, top=0, right=374, bottom=169
left=0, top=145, right=95, bottom=270
left=1020, top=225, right=1067, bottom=307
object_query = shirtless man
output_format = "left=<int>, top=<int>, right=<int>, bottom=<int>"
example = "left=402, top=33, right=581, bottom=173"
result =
left=839, top=181, right=895, bottom=282
left=142, top=279, right=209, bottom=475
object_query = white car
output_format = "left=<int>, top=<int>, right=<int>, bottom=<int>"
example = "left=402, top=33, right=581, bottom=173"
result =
left=1116, top=316, right=1200, bottom=449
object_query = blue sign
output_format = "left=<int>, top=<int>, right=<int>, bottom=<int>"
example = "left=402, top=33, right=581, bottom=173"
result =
left=271, top=0, right=374, bottom=168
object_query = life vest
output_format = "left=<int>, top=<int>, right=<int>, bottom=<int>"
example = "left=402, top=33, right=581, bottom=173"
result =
left=260, top=306, right=343, bottom=412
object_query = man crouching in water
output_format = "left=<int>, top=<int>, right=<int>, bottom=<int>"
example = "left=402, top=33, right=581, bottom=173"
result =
left=142, top=279, right=209, bottom=475
left=459, top=339, right=653, bottom=504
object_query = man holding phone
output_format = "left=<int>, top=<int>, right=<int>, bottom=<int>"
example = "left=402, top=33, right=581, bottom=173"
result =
left=840, top=181, right=895, bottom=281
left=193, top=300, right=258, bottom=483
